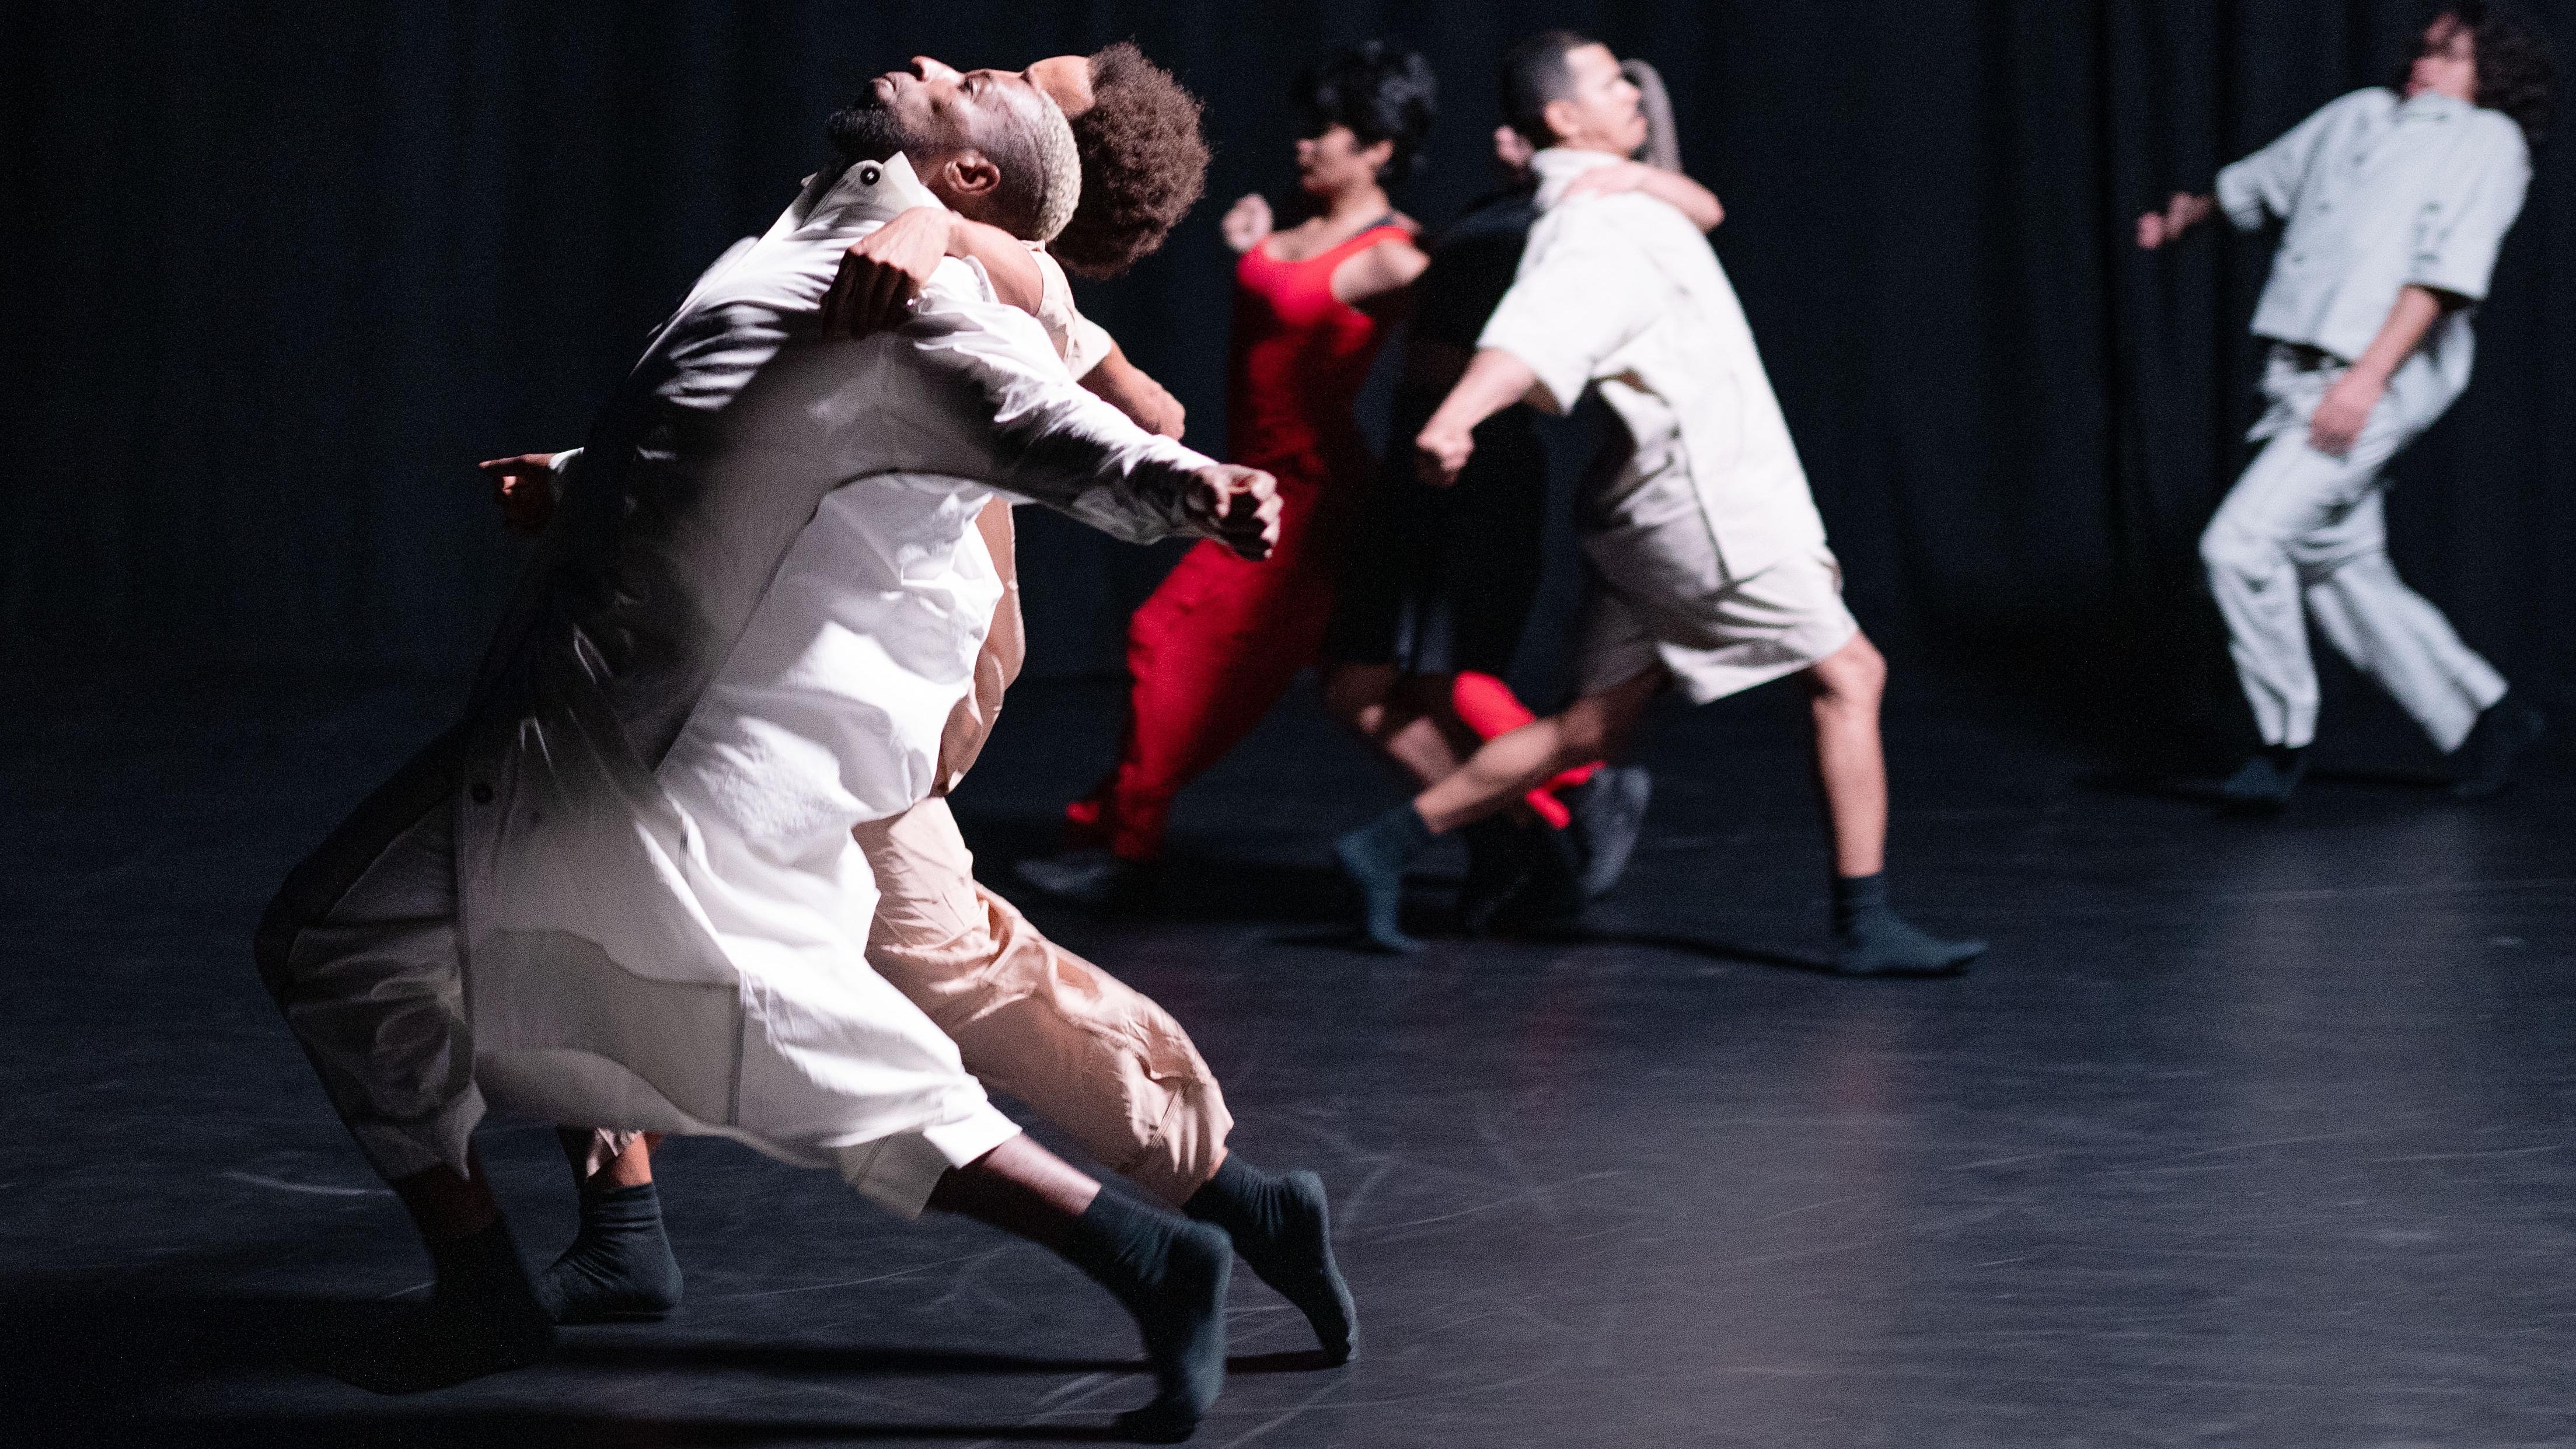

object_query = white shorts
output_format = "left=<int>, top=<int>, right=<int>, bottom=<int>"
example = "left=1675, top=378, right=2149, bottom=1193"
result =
left=1576, top=457, right=1855, bottom=705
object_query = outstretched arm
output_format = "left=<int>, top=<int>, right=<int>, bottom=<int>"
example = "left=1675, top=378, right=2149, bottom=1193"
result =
left=1414, top=349, right=1545, bottom=486
left=2306, top=285, right=2447, bottom=457
left=2135, top=191, right=2215, bottom=250
left=906, top=282, right=1278, bottom=558
left=1080, top=341, right=1186, bottom=439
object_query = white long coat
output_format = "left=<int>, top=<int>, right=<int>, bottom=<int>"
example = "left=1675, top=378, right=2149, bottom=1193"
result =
left=450, top=155, right=1217, bottom=1189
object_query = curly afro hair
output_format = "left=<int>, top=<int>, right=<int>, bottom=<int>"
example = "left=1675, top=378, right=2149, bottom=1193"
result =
left=1294, top=41, right=1439, bottom=186
left=2396, top=2, right=2558, bottom=147
left=1050, top=43, right=1212, bottom=279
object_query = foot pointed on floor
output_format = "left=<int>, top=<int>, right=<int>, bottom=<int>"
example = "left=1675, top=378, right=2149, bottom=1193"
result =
left=1185, top=1155, right=1357, bottom=1365
left=1334, top=806, right=1432, bottom=953
left=1830, top=872, right=1983, bottom=979
left=1060, top=1190, right=1233, bottom=1441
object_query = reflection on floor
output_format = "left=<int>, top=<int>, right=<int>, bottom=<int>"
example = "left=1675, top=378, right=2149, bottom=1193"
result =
left=3, top=672, right=2570, bottom=1447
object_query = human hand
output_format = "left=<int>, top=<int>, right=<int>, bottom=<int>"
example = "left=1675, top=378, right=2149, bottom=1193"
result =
left=1415, top=420, right=1475, bottom=487
left=479, top=453, right=560, bottom=536
left=2308, top=370, right=2383, bottom=458
left=1130, top=377, right=1186, bottom=439
left=819, top=207, right=952, bottom=337
left=2137, top=191, right=2214, bottom=250
left=1186, top=464, right=1280, bottom=560
left=1220, top=193, right=1273, bottom=254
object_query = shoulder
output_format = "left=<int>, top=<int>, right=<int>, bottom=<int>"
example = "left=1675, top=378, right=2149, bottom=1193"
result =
left=2334, top=86, right=2398, bottom=119
left=2462, top=107, right=2530, bottom=167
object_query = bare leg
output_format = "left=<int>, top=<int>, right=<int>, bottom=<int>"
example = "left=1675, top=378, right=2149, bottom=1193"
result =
left=392, top=1154, right=501, bottom=1245
left=350, top=1148, right=553, bottom=1392
left=1803, top=633, right=1889, bottom=878
left=1324, top=663, right=1468, bottom=788
left=1800, top=631, right=1984, bottom=976
left=1416, top=669, right=1663, bottom=833
left=551, top=1127, right=663, bottom=1190
left=1336, top=671, right=1662, bottom=951
left=924, top=1133, right=1102, bottom=1251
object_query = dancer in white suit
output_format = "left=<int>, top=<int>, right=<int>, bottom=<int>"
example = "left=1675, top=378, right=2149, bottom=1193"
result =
left=255, top=59, right=1275, bottom=1437
left=2138, top=4, right=2554, bottom=807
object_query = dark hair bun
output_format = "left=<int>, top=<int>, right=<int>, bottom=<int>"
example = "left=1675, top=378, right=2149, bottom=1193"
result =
left=1296, top=41, right=1439, bottom=184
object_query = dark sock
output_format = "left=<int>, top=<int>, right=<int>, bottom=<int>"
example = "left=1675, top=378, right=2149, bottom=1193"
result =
left=1184, top=1155, right=1356, bottom=1364
left=2449, top=698, right=2543, bottom=799
left=1830, top=872, right=1984, bottom=979
left=1334, top=805, right=1433, bottom=953
left=535, top=1180, right=683, bottom=1324
left=1059, top=1189, right=1232, bottom=1441
left=2218, top=744, right=2307, bottom=811
left=336, top=1219, right=554, bottom=1394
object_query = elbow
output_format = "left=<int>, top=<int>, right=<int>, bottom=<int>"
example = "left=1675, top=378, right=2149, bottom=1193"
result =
left=1700, top=200, right=1725, bottom=233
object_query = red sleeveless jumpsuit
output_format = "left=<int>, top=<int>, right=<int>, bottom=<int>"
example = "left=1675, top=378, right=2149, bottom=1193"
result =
left=1067, top=222, right=1412, bottom=861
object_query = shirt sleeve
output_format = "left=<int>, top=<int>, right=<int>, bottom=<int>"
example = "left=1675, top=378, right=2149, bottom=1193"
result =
left=544, top=447, right=583, bottom=503
left=2406, top=117, right=2530, bottom=303
left=904, top=265, right=1216, bottom=545
left=1475, top=200, right=1668, bottom=413
left=2215, top=90, right=2366, bottom=231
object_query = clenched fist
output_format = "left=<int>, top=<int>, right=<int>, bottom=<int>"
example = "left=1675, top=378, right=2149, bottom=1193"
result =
left=1185, top=464, right=1281, bottom=560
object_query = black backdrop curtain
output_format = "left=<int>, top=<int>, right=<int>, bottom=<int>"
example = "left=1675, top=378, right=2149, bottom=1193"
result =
left=6, top=2, right=2568, bottom=749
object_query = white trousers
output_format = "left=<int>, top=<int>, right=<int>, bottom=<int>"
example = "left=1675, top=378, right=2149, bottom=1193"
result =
left=2198, top=347, right=2504, bottom=752
left=256, top=731, right=1018, bottom=1217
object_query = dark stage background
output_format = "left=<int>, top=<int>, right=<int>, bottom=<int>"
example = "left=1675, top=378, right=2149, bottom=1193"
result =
left=6, top=1, right=2570, bottom=753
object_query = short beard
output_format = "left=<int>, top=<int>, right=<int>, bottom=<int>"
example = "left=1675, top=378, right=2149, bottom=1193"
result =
left=827, top=91, right=913, bottom=166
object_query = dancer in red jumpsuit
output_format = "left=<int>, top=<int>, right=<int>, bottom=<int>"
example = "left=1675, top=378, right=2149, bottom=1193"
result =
left=1021, top=42, right=1437, bottom=905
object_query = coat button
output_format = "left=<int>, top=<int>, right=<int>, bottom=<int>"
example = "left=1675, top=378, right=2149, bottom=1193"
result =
left=858, top=162, right=881, bottom=186
left=471, top=783, right=494, bottom=804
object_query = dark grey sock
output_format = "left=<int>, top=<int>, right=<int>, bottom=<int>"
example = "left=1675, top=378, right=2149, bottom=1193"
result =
left=1184, top=1155, right=1356, bottom=1364
left=1830, top=872, right=1984, bottom=979
left=1334, top=805, right=1433, bottom=952
left=536, top=1180, right=683, bottom=1324
left=336, top=1218, right=554, bottom=1394
left=1059, top=1189, right=1232, bottom=1441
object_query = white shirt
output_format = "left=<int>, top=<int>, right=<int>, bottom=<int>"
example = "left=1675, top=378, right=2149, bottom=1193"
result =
left=2217, top=88, right=2529, bottom=390
left=453, top=154, right=1217, bottom=1140
left=1478, top=148, right=1827, bottom=582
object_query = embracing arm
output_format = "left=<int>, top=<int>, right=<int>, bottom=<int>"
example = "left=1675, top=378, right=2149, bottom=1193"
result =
left=1561, top=160, right=1724, bottom=232
left=819, top=207, right=1048, bottom=336
left=1080, top=341, right=1187, bottom=439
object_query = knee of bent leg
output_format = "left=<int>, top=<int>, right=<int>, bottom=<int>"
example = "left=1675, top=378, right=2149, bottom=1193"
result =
left=1813, top=631, right=1887, bottom=705
left=2199, top=516, right=2266, bottom=580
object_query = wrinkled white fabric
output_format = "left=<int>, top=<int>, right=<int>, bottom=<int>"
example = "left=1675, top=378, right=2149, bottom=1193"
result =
left=1477, top=147, right=1828, bottom=585
left=2216, top=88, right=2528, bottom=394
left=267, top=154, right=1217, bottom=1216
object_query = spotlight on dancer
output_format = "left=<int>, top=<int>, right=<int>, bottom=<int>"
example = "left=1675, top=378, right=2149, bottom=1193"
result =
left=1018, top=41, right=1438, bottom=909
left=255, top=50, right=1282, bottom=1437
left=1331, top=30, right=1985, bottom=975
left=2137, top=2, right=2554, bottom=812
left=488, top=46, right=1356, bottom=1373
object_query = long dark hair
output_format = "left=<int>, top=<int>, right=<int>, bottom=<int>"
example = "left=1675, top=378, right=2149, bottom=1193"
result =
left=1294, top=42, right=1439, bottom=184
left=2395, top=2, right=2557, bottom=147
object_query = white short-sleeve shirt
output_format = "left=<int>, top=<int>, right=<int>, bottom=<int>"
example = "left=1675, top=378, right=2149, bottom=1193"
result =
left=2216, top=88, right=2529, bottom=390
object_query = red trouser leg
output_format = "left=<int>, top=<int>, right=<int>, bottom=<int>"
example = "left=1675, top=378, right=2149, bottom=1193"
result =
left=1450, top=671, right=1600, bottom=827
left=1076, top=537, right=1336, bottom=861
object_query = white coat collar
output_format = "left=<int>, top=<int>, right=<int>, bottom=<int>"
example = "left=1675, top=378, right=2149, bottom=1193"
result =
left=791, top=151, right=949, bottom=236
left=1530, top=146, right=1626, bottom=209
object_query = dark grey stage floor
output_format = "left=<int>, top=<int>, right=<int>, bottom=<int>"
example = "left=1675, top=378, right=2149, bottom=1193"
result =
left=3, top=671, right=2571, bottom=1447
